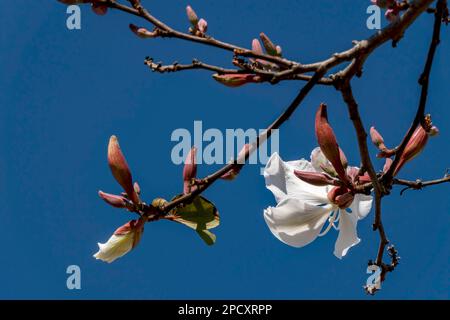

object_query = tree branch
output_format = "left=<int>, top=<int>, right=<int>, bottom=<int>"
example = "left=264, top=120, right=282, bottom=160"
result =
left=382, top=0, right=445, bottom=184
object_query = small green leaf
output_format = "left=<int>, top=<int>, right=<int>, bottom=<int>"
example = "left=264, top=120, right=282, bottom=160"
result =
left=167, top=195, right=220, bottom=230
left=196, top=229, right=216, bottom=246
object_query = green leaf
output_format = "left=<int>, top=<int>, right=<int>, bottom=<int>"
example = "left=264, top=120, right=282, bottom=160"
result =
left=168, top=195, right=220, bottom=230
left=196, top=229, right=216, bottom=246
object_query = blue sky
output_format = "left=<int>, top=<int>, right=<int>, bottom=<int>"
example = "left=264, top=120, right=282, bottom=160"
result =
left=0, top=0, right=448, bottom=299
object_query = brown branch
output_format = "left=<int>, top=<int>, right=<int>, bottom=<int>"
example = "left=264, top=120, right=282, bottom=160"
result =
left=394, top=172, right=450, bottom=195
left=103, top=0, right=434, bottom=85
left=339, top=82, right=389, bottom=293
left=382, top=0, right=445, bottom=185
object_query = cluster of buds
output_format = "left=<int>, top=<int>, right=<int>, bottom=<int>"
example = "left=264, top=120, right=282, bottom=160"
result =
left=250, top=34, right=282, bottom=71
left=294, top=104, right=372, bottom=209
left=186, top=5, right=208, bottom=37
left=99, top=135, right=141, bottom=210
left=370, top=0, right=402, bottom=22
left=370, top=114, right=439, bottom=177
left=94, top=135, right=150, bottom=263
left=58, top=0, right=108, bottom=15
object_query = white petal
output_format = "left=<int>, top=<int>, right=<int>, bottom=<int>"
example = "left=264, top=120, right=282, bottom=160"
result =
left=264, top=152, right=330, bottom=205
left=264, top=197, right=332, bottom=248
left=334, top=209, right=360, bottom=259
left=350, top=194, right=373, bottom=220
left=93, top=233, right=134, bottom=263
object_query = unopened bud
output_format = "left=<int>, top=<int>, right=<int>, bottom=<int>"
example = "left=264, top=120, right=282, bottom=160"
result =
left=186, top=5, right=199, bottom=26
left=129, top=24, right=158, bottom=38
left=252, top=39, right=263, bottom=55
left=197, top=18, right=208, bottom=34
left=259, top=32, right=278, bottom=56
left=383, top=157, right=393, bottom=173
left=98, top=191, right=127, bottom=208
left=107, top=135, right=139, bottom=205
left=133, top=182, right=141, bottom=195
left=393, top=124, right=435, bottom=176
left=370, top=126, right=386, bottom=149
left=212, top=73, right=262, bottom=87
left=327, top=186, right=354, bottom=209
left=183, top=147, right=197, bottom=194
left=294, top=170, right=338, bottom=186
left=315, top=104, right=349, bottom=183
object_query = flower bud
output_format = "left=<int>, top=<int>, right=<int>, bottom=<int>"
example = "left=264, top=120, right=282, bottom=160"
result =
left=183, top=147, right=197, bottom=194
left=393, top=124, right=434, bottom=176
left=92, top=2, right=108, bottom=15
left=383, top=157, right=393, bottom=173
left=370, top=126, right=387, bottom=149
left=358, top=172, right=372, bottom=184
left=93, top=218, right=145, bottom=263
left=315, top=104, right=349, bottom=184
left=186, top=5, right=199, bottom=26
left=335, top=192, right=355, bottom=209
left=129, top=24, right=158, bottom=38
left=252, top=39, right=263, bottom=55
left=197, top=18, right=208, bottom=34
left=327, top=186, right=354, bottom=209
left=259, top=32, right=278, bottom=56
left=276, top=45, right=282, bottom=56
left=294, top=170, right=339, bottom=186
left=98, top=190, right=127, bottom=208
left=133, top=182, right=141, bottom=195
left=107, top=135, right=140, bottom=205
left=212, top=73, right=262, bottom=87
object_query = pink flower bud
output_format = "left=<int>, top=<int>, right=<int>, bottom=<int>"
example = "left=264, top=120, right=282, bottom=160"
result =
left=197, top=18, right=208, bottom=34
left=393, top=124, right=435, bottom=176
left=252, top=39, right=263, bottom=55
left=91, top=2, right=108, bottom=15
left=294, top=170, right=339, bottom=186
left=327, top=186, right=354, bottom=209
left=335, top=192, right=355, bottom=209
left=129, top=24, right=158, bottom=38
left=183, top=147, right=197, bottom=194
left=259, top=32, right=278, bottom=56
left=133, top=182, right=141, bottom=195
left=276, top=45, right=282, bottom=56
left=383, top=157, right=393, bottom=173
left=315, top=104, right=349, bottom=184
left=212, top=73, right=262, bottom=87
left=98, top=191, right=127, bottom=208
left=370, top=126, right=386, bottom=149
left=107, top=135, right=140, bottom=205
left=186, top=5, right=199, bottom=26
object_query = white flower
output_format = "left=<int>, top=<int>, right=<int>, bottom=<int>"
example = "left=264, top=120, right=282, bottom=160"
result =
left=93, top=219, right=144, bottom=263
left=263, top=150, right=373, bottom=259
